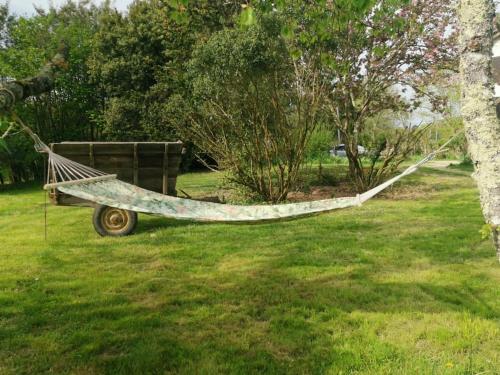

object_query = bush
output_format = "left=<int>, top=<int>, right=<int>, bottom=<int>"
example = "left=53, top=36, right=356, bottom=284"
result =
left=179, top=14, right=323, bottom=202
left=305, top=125, right=334, bottom=163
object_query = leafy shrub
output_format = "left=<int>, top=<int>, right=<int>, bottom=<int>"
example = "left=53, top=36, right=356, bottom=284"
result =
left=305, top=125, right=334, bottom=163
left=179, top=14, right=323, bottom=202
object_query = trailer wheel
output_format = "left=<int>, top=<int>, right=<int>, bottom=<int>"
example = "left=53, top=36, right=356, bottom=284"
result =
left=93, top=205, right=138, bottom=237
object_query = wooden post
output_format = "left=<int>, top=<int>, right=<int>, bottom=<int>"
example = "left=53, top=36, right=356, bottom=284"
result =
left=163, top=143, right=169, bottom=195
left=133, top=143, right=139, bottom=186
left=50, top=144, right=59, bottom=204
left=89, top=143, right=95, bottom=168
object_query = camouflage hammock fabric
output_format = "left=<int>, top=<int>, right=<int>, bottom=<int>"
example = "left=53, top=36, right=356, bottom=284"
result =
left=58, top=180, right=361, bottom=222
left=10, top=112, right=457, bottom=223
left=55, top=149, right=438, bottom=222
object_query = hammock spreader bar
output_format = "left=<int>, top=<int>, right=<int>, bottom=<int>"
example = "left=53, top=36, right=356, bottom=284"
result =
left=44, top=174, right=117, bottom=190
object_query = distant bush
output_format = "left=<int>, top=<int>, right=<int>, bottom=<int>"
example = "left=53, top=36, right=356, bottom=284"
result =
left=305, top=126, right=334, bottom=163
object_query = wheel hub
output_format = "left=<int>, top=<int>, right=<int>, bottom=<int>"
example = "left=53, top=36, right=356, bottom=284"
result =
left=109, top=213, right=123, bottom=225
left=101, top=207, right=129, bottom=233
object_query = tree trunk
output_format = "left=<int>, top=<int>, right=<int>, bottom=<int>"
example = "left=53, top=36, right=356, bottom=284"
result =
left=0, top=43, right=68, bottom=112
left=459, top=0, right=500, bottom=260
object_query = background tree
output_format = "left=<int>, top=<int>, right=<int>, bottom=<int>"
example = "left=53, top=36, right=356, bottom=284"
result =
left=459, top=0, right=500, bottom=258
left=358, top=113, right=432, bottom=188
left=1, top=1, right=105, bottom=140
left=180, top=15, right=324, bottom=202
left=326, top=0, right=457, bottom=191
left=89, top=0, right=241, bottom=142
left=257, top=0, right=459, bottom=192
left=0, top=1, right=105, bottom=182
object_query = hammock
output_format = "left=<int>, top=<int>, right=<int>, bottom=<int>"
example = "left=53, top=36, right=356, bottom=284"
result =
left=12, top=114, right=456, bottom=223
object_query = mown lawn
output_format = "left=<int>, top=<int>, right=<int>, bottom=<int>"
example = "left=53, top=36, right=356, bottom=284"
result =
left=0, top=165, right=499, bottom=374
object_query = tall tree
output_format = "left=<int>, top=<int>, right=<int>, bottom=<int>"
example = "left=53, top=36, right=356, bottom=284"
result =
left=0, top=1, right=105, bottom=182
left=304, top=0, right=457, bottom=192
left=182, top=14, right=323, bottom=202
left=240, top=0, right=458, bottom=192
left=459, top=0, right=500, bottom=259
left=90, top=0, right=241, bottom=141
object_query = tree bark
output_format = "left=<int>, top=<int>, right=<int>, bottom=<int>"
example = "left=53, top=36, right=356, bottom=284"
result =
left=0, top=43, right=68, bottom=112
left=459, top=0, right=500, bottom=260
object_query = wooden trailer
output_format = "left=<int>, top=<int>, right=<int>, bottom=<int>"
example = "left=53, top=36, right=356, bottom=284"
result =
left=48, top=141, right=183, bottom=236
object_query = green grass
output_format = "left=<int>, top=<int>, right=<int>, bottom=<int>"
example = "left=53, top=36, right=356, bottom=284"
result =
left=0, top=166, right=499, bottom=374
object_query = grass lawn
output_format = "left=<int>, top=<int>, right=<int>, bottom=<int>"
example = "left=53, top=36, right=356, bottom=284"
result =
left=0, top=165, right=499, bottom=374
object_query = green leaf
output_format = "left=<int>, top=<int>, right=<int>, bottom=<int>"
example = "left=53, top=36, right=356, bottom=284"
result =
left=290, top=48, right=302, bottom=60
left=0, top=138, right=10, bottom=153
left=373, top=45, right=386, bottom=58
left=320, top=53, right=334, bottom=67
left=479, top=224, right=493, bottom=240
left=280, top=24, right=294, bottom=40
left=352, top=0, right=371, bottom=11
left=167, top=0, right=189, bottom=24
left=170, top=10, right=189, bottom=24
left=239, top=6, right=256, bottom=27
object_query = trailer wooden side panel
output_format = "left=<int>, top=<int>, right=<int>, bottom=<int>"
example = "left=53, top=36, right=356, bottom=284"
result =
left=49, top=142, right=183, bottom=206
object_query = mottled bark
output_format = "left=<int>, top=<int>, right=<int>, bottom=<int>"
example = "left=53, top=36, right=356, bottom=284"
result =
left=0, top=43, right=68, bottom=112
left=459, top=0, right=500, bottom=260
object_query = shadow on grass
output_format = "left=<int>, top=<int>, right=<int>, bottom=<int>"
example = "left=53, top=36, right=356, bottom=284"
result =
left=2, top=169, right=497, bottom=373
left=418, top=166, right=472, bottom=177
left=137, top=215, right=204, bottom=232
left=0, top=181, right=43, bottom=194
left=4, top=244, right=498, bottom=374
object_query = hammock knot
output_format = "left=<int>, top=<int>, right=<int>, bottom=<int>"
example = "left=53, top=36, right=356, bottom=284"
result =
left=356, top=194, right=362, bottom=207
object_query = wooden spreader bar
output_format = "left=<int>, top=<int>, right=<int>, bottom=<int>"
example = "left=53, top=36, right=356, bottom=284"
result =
left=44, top=174, right=117, bottom=190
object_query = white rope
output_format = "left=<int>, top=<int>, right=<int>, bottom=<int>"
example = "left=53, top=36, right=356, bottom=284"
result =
left=47, top=151, right=110, bottom=185
left=1, top=123, right=15, bottom=139
left=51, top=154, right=92, bottom=178
left=359, top=131, right=463, bottom=203
left=51, top=159, right=70, bottom=182
left=53, top=157, right=84, bottom=180
left=56, top=155, right=107, bottom=176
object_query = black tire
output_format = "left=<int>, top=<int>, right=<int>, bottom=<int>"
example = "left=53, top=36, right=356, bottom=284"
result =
left=92, top=205, right=138, bottom=237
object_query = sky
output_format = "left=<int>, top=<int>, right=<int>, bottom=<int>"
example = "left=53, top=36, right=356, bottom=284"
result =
left=8, top=0, right=500, bottom=16
left=8, top=0, right=133, bottom=16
